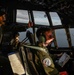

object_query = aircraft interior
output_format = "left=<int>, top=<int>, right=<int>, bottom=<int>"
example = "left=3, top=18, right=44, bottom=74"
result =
left=0, top=0, right=74, bottom=75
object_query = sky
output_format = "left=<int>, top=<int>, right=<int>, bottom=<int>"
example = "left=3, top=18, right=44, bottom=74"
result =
left=16, top=10, right=62, bottom=26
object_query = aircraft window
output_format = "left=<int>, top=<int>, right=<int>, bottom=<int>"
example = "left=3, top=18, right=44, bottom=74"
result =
left=69, top=28, right=74, bottom=46
left=49, top=12, right=62, bottom=26
left=51, top=42, right=55, bottom=47
left=19, top=28, right=33, bottom=43
left=16, top=10, right=29, bottom=23
left=33, top=11, right=49, bottom=26
left=55, top=29, right=69, bottom=47
left=19, top=32, right=26, bottom=41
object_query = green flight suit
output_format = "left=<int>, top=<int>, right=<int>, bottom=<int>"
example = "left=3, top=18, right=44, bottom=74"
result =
left=24, top=44, right=59, bottom=75
left=34, top=47, right=59, bottom=75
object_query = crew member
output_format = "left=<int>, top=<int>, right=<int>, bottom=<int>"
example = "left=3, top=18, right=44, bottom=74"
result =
left=34, top=27, right=59, bottom=75
left=0, top=10, right=13, bottom=75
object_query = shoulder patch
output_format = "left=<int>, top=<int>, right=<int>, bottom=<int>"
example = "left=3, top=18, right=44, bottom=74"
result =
left=42, top=58, right=51, bottom=67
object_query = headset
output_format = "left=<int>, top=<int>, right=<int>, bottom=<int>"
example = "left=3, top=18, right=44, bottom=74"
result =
left=38, top=32, right=46, bottom=43
left=36, top=27, right=53, bottom=43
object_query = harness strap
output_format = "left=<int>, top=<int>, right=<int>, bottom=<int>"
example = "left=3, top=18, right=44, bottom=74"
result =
left=23, top=44, right=47, bottom=53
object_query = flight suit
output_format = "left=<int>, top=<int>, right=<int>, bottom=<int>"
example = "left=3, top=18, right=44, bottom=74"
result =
left=24, top=38, right=59, bottom=75
left=34, top=47, right=59, bottom=75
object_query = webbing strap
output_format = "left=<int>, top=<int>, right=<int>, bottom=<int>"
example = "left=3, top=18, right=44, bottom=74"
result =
left=23, top=44, right=47, bottom=53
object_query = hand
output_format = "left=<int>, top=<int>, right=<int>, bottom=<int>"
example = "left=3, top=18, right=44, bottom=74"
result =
left=45, top=38, right=54, bottom=44
left=43, top=38, right=54, bottom=47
